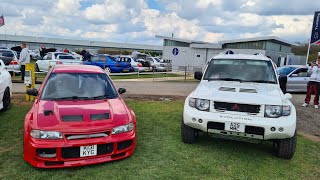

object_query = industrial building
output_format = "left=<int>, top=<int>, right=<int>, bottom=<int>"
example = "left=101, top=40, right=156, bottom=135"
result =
left=0, top=34, right=162, bottom=53
left=156, top=35, right=306, bottom=69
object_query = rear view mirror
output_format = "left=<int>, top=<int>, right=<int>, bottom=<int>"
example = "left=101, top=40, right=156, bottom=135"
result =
left=26, top=88, right=39, bottom=96
left=291, top=74, right=298, bottom=77
left=194, top=71, right=203, bottom=81
left=118, top=88, right=126, bottom=94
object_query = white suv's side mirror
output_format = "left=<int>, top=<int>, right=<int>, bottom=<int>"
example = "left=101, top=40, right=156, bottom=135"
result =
left=284, top=93, right=292, bottom=100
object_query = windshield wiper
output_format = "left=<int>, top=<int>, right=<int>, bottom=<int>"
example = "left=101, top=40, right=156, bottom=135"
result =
left=52, top=96, right=92, bottom=100
left=208, top=78, right=244, bottom=82
left=91, top=94, right=117, bottom=100
left=246, top=80, right=276, bottom=84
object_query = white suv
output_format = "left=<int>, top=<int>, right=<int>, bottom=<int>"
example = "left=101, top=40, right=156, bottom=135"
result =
left=182, top=53, right=296, bottom=159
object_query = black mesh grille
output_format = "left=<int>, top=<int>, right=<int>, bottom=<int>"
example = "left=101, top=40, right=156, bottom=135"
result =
left=90, top=113, right=110, bottom=121
left=245, top=126, right=264, bottom=135
left=61, top=143, right=113, bottom=159
left=117, top=140, right=133, bottom=151
left=214, top=102, right=260, bottom=114
left=207, top=122, right=225, bottom=130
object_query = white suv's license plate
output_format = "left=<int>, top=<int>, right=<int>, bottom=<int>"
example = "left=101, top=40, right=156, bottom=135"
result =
left=225, top=122, right=245, bottom=133
left=80, top=145, right=97, bottom=157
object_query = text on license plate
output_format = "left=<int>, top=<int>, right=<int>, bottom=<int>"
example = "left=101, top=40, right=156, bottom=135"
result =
left=80, top=145, right=97, bottom=157
left=225, top=122, right=245, bottom=133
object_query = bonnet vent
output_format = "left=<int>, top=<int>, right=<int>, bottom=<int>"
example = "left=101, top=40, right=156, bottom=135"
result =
left=219, top=87, right=236, bottom=92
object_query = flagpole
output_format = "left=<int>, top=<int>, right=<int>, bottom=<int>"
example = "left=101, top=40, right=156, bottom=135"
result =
left=306, top=39, right=311, bottom=65
left=4, top=24, right=7, bottom=48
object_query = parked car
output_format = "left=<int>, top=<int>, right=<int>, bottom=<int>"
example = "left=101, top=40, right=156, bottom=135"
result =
left=0, top=49, right=18, bottom=65
left=146, top=56, right=172, bottom=72
left=36, top=52, right=82, bottom=72
left=0, top=60, right=12, bottom=111
left=182, top=53, right=296, bottom=159
left=277, top=65, right=310, bottom=92
left=70, top=52, right=83, bottom=61
left=118, top=56, right=152, bottom=72
left=83, top=55, right=133, bottom=74
left=24, top=64, right=137, bottom=168
left=29, top=50, right=41, bottom=60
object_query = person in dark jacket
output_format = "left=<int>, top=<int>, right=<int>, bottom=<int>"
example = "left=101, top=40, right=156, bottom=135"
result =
left=83, top=50, right=93, bottom=61
left=39, top=45, right=46, bottom=58
left=80, top=48, right=87, bottom=58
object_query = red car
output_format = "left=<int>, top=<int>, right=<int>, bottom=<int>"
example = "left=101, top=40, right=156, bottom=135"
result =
left=24, top=65, right=136, bottom=168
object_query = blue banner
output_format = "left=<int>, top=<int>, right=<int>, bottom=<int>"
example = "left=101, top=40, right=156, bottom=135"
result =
left=311, top=11, right=320, bottom=45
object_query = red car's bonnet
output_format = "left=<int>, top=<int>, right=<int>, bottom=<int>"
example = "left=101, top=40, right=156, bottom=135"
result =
left=31, top=98, right=131, bottom=132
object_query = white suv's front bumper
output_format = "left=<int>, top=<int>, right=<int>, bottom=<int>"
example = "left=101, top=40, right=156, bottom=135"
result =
left=183, top=101, right=296, bottom=140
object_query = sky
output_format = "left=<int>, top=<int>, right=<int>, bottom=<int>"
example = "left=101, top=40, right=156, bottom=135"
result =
left=0, top=0, right=319, bottom=45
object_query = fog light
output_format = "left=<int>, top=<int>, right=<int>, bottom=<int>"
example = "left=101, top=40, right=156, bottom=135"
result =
left=198, top=119, right=203, bottom=123
left=270, top=127, right=276, bottom=132
left=278, top=127, right=284, bottom=132
left=192, top=118, right=196, bottom=122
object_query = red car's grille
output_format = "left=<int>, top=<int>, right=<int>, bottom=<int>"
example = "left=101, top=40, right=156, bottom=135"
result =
left=61, top=143, right=113, bottom=159
left=65, top=132, right=110, bottom=140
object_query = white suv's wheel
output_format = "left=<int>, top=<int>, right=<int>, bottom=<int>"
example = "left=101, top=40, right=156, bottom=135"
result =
left=105, top=67, right=111, bottom=74
left=1, top=87, right=11, bottom=111
left=273, top=131, right=296, bottom=159
left=181, top=118, right=198, bottom=144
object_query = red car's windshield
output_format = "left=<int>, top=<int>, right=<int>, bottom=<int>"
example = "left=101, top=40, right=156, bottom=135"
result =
left=41, top=73, right=118, bottom=100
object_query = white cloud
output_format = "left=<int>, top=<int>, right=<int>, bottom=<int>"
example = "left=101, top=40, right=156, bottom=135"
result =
left=0, top=0, right=318, bottom=45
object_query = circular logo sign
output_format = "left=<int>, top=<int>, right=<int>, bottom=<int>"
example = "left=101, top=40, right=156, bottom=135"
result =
left=172, top=48, right=179, bottom=56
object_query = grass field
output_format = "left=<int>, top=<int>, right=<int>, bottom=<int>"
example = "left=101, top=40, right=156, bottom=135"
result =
left=0, top=95, right=319, bottom=179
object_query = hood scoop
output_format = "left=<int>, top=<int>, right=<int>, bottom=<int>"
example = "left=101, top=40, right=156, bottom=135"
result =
left=61, top=115, right=84, bottom=122
left=239, top=88, right=257, bottom=93
left=219, top=87, right=236, bottom=92
left=90, top=113, right=110, bottom=121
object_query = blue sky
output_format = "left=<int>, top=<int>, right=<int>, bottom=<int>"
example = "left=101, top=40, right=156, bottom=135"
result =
left=0, top=0, right=319, bottom=45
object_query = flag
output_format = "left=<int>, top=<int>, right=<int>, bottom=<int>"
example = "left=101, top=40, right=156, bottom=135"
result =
left=0, top=15, right=4, bottom=27
left=310, top=11, right=320, bottom=45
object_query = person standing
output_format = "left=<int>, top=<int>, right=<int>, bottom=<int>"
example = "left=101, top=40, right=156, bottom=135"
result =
left=83, top=50, right=92, bottom=61
left=39, top=45, right=46, bottom=58
left=302, top=56, right=320, bottom=109
left=63, top=48, right=69, bottom=53
left=19, top=42, right=30, bottom=81
left=80, top=48, right=87, bottom=58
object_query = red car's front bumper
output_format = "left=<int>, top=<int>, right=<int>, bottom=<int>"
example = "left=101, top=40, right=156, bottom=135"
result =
left=24, top=131, right=136, bottom=168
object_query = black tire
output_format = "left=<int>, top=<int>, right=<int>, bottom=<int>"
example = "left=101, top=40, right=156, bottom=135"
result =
left=1, top=87, right=11, bottom=111
left=36, top=64, right=40, bottom=72
left=181, top=118, right=198, bottom=144
left=273, top=132, right=296, bottom=159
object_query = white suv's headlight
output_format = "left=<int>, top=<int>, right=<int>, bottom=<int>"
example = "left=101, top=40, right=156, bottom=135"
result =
left=30, top=130, right=63, bottom=139
left=196, top=99, right=210, bottom=111
left=112, top=123, right=134, bottom=135
left=265, top=105, right=282, bottom=118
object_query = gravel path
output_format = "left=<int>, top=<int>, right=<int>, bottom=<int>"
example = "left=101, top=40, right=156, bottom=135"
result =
left=292, top=94, right=320, bottom=137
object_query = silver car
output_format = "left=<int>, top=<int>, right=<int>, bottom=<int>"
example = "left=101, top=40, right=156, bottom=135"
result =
left=277, top=65, right=310, bottom=92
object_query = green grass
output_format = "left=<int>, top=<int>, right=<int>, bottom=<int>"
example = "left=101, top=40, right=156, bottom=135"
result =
left=0, top=96, right=319, bottom=179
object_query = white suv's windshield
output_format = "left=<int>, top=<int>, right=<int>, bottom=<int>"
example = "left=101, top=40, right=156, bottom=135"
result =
left=203, top=59, right=277, bottom=84
left=41, top=73, right=118, bottom=100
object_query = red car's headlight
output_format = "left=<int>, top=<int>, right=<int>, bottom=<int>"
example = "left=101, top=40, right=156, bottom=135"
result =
left=112, top=123, right=134, bottom=135
left=30, top=130, right=63, bottom=139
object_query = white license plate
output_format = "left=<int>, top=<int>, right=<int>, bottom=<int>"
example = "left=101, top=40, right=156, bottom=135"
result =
left=80, top=145, right=97, bottom=157
left=225, top=122, right=245, bottom=133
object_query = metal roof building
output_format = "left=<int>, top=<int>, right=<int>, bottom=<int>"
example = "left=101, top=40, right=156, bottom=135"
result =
left=156, top=35, right=306, bottom=69
left=0, top=34, right=162, bottom=53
